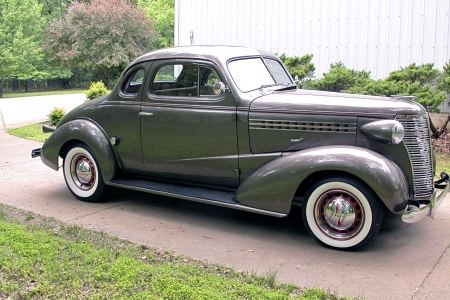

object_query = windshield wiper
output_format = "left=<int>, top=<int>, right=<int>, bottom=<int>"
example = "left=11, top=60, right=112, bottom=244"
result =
left=274, top=84, right=297, bottom=91
left=260, top=83, right=281, bottom=89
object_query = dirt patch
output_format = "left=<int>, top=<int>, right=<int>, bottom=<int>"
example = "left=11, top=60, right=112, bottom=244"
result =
left=432, top=131, right=450, bottom=154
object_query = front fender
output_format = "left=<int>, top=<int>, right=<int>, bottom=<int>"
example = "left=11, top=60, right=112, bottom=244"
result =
left=236, top=146, right=408, bottom=214
left=41, top=119, right=118, bottom=182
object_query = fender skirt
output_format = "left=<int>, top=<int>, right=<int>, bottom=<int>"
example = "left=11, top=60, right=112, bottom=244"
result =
left=236, top=146, right=409, bottom=214
left=41, top=119, right=118, bottom=182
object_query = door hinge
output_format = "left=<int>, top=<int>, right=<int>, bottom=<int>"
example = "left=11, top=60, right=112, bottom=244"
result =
left=232, top=112, right=237, bottom=121
left=234, top=168, right=240, bottom=177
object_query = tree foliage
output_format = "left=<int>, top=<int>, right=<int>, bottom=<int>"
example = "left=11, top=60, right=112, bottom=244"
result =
left=277, top=55, right=448, bottom=111
left=347, top=63, right=446, bottom=110
left=138, top=0, right=174, bottom=48
left=278, top=53, right=315, bottom=88
left=438, top=61, right=450, bottom=94
left=42, top=0, right=157, bottom=87
left=0, top=0, right=47, bottom=97
left=308, top=62, right=371, bottom=92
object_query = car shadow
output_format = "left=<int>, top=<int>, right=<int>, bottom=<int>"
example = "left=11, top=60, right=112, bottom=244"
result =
left=104, top=187, right=422, bottom=253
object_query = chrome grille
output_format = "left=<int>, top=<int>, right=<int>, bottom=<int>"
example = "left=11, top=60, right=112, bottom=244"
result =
left=396, top=115, right=433, bottom=198
left=249, top=119, right=356, bottom=132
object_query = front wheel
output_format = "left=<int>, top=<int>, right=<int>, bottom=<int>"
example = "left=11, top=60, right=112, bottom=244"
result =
left=63, top=144, right=112, bottom=202
left=302, top=176, right=384, bottom=250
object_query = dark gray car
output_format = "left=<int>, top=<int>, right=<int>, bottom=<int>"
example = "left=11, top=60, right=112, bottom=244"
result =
left=32, top=46, right=449, bottom=250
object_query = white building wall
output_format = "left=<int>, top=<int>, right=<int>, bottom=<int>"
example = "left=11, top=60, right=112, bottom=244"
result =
left=175, top=0, right=450, bottom=80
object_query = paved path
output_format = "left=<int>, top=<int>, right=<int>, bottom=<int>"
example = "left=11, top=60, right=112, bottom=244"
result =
left=0, top=96, right=449, bottom=299
left=0, top=94, right=85, bottom=129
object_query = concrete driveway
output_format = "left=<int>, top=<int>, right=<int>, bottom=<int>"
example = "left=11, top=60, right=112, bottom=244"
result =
left=0, top=94, right=85, bottom=129
left=1, top=96, right=449, bottom=299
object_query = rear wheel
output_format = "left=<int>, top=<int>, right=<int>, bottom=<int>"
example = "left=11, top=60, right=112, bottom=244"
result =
left=63, top=144, right=112, bottom=202
left=302, top=176, right=383, bottom=250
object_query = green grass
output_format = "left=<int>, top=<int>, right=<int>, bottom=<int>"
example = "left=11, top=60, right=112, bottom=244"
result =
left=0, top=204, right=356, bottom=300
left=436, top=151, right=450, bottom=177
left=6, top=123, right=51, bottom=143
left=3, top=89, right=85, bottom=98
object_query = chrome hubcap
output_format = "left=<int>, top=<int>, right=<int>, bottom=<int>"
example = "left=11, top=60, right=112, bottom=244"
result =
left=315, top=189, right=364, bottom=240
left=70, top=154, right=96, bottom=191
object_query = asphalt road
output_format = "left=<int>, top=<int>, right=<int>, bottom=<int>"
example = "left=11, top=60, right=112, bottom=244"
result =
left=1, top=95, right=449, bottom=299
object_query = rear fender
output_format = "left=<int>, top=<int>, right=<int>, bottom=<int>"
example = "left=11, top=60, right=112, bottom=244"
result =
left=236, top=146, right=408, bottom=214
left=41, top=119, right=118, bottom=182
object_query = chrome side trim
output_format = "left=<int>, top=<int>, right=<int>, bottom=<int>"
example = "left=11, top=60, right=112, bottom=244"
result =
left=250, top=119, right=356, bottom=132
left=141, top=102, right=236, bottom=111
left=249, top=107, right=395, bottom=118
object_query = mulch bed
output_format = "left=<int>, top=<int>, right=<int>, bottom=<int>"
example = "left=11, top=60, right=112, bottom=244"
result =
left=432, top=131, right=450, bottom=153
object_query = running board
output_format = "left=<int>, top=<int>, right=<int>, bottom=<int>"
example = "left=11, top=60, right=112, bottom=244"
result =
left=108, top=177, right=287, bottom=218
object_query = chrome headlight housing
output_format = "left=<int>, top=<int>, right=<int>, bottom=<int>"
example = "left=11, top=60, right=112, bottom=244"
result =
left=360, top=120, right=405, bottom=144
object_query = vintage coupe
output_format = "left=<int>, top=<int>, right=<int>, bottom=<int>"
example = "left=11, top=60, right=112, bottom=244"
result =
left=33, top=46, right=449, bottom=250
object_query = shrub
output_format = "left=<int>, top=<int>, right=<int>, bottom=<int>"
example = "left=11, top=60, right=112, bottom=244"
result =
left=48, top=107, right=66, bottom=126
left=438, top=61, right=450, bottom=93
left=346, top=63, right=447, bottom=111
left=84, top=81, right=110, bottom=100
left=307, top=62, right=371, bottom=92
left=278, top=53, right=315, bottom=87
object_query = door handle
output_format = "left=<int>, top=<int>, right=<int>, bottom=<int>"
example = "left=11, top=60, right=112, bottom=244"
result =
left=139, top=112, right=154, bottom=116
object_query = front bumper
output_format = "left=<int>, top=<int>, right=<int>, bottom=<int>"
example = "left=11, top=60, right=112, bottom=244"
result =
left=402, top=172, right=449, bottom=224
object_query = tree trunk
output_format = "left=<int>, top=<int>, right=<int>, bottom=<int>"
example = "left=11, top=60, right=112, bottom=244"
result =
left=75, top=68, right=79, bottom=88
left=105, top=68, right=110, bottom=88
left=430, top=114, right=450, bottom=139
left=0, top=79, right=3, bottom=98
left=12, top=78, right=19, bottom=91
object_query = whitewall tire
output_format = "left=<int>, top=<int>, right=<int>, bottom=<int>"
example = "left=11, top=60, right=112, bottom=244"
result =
left=302, top=176, right=383, bottom=250
left=63, top=144, right=111, bottom=202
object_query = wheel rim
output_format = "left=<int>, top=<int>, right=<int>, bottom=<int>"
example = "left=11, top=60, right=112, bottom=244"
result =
left=314, top=189, right=365, bottom=240
left=70, top=154, right=96, bottom=191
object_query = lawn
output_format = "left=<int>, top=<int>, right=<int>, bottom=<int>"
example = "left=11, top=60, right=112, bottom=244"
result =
left=435, top=151, right=450, bottom=177
left=0, top=204, right=355, bottom=299
left=6, top=123, right=51, bottom=143
left=3, top=89, right=85, bottom=99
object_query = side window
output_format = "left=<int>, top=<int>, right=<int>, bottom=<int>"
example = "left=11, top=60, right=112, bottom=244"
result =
left=151, top=63, right=224, bottom=98
left=263, top=58, right=291, bottom=84
left=152, top=64, right=198, bottom=97
left=199, top=68, right=222, bottom=96
left=121, top=69, right=145, bottom=95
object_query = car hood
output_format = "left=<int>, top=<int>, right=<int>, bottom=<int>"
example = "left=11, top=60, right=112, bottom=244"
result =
left=249, top=89, right=426, bottom=118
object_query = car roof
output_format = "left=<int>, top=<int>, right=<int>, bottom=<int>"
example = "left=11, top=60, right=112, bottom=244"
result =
left=130, top=45, right=277, bottom=67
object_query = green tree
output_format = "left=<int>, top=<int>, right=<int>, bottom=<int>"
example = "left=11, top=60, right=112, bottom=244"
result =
left=308, top=62, right=371, bottom=92
left=347, top=63, right=446, bottom=111
left=138, top=0, right=174, bottom=48
left=278, top=53, right=315, bottom=88
left=0, top=0, right=47, bottom=97
left=42, top=0, right=157, bottom=87
left=438, top=61, right=450, bottom=94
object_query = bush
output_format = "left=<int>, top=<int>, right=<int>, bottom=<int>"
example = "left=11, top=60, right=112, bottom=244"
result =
left=308, top=62, right=371, bottom=92
left=278, top=53, right=315, bottom=88
left=438, top=61, right=450, bottom=93
left=346, top=63, right=447, bottom=111
left=84, top=81, right=109, bottom=100
left=47, top=107, right=66, bottom=126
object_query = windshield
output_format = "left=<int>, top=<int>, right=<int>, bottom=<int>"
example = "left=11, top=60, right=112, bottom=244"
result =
left=228, top=57, right=292, bottom=92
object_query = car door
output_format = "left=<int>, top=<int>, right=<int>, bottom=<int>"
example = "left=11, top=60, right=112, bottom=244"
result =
left=90, top=62, right=152, bottom=173
left=140, top=60, right=239, bottom=188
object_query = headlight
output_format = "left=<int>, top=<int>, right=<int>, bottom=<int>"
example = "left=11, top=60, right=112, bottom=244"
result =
left=360, top=120, right=405, bottom=144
